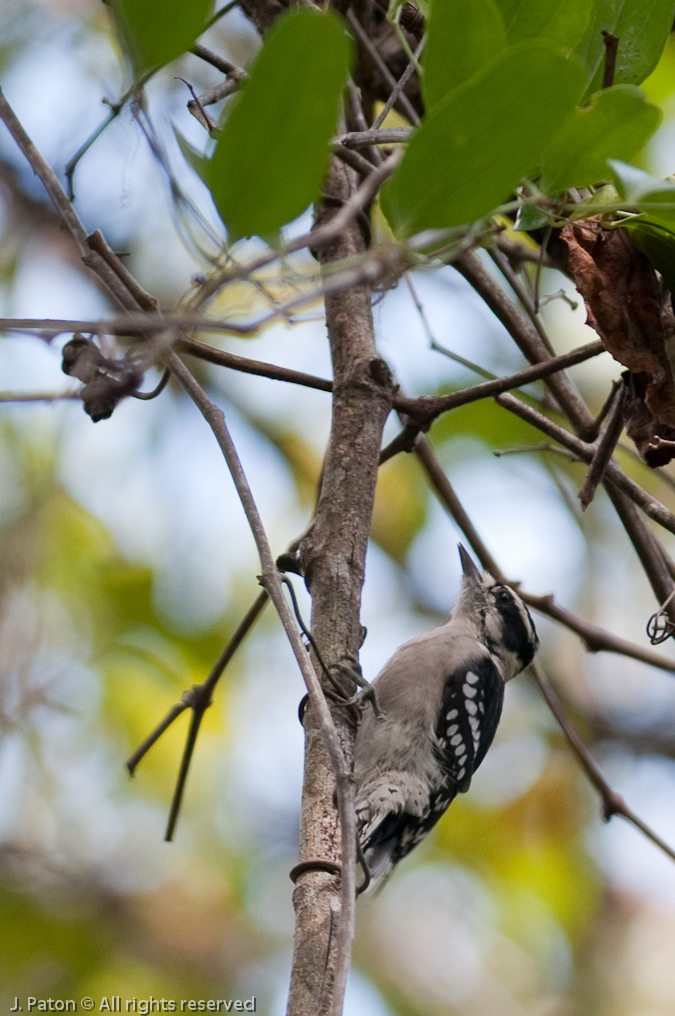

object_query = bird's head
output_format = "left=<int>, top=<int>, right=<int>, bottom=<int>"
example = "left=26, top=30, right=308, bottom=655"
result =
left=454, top=544, right=538, bottom=680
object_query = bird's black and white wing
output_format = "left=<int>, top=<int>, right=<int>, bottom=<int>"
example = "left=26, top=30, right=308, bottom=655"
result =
left=434, top=653, right=505, bottom=794
left=356, top=655, right=504, bottom=878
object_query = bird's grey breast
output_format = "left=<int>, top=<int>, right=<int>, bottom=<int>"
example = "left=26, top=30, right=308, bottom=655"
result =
left=354, top=630, right=492, bottom=779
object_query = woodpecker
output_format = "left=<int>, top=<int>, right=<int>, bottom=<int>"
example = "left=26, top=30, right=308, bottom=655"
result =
left=353, top=545, right=538, bottom=884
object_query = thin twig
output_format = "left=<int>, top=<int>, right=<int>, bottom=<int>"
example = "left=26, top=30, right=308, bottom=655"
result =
left=178, top=337, right=333, bottom=390
left=493, top=442, right=579, bottom=461
left=537, top=288, right=578, bottom=312
left=164, top=351, right=357, bottom=992
left=489, top=246, right=555, bottom=354
left=65, top=107, right=119, bottom=200
left=345, top=80, right=383, bottom=167
left=164, top=708, right=206, bottom=841
left=184, top=62, right=247, bottom=131
left=306, top=149, right=403, bottom=250
left=395, top=340, right=605, bottom=424
left=0, top=313, right=303, bottom=338
left=414, top=435, right=505, bottom=577
left=531, top=660, right=675, bottom=864
left=62, top=66, right=155, bottom=199
left=87, top=230, right=159, bottom=311
left=191, top=42, right=239, bottom=74
left=496, top=235, right=558, bottom=270
left=380, top=340, right=604, bottom=463
left=333, top=144, right=378, bottom=178
left=200, top=1, right=242, bottom=32
left=415, top=436, right=675, bottom=675
left=404, top=273, right=438, bottom=348
left=601, top=31, right=619, bottom=89
left=584, top=379, right=624, bottom=443
left=163, top=590, right=269, bottom=839
left=0, top=89, right=88, bottom=252
left=454, top=252, right=596, bottom=439
left=0, top=315, right=335, bottom=391
left=604, top=487, right=675, bottom=629
left=532, top=225, right=551, bottom=314
left=336, top=127, right=412, bottom=149
left=126, top=589, right=269, bottom=781
left=130, top=368, right=171, bottom=400
left=346, top=10, right=421, bottom=126
left=522, top=590, right=675, bottom=674
left=431, top=342, right=496, bottom=378
left=0, top=91, right=144, bottom=312
left=183, top=79, right=219, bottom=132
left=496, top=391, right=675, bottom=537
left=579, top=383, right=624, bottom=508
left=372, top=36, right=425, bottom=130
left=0, top=391, right=80, bottom=403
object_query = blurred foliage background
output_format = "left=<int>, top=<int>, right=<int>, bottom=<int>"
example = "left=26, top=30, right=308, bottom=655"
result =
left=4, top=2, right=675, bottom=1014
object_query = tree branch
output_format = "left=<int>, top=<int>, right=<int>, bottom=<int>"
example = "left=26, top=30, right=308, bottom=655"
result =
left=521, top=590, right=675, bottom=674
left=392, top=339, right=605, bottom=428
left=336, top=127, right=411, bottom=149
left=346, top=10, right=421, bottom=126
left=454, top=252, right=596, bottom=438
left=371, top=36, right=425, bottom=130
left=495, top=392, right=675, bottom=537
left=603, top=486, right=675, bottom=631
left=488, top=246, right=555, bottom=354
left=287, top=156, right=395, bottom=1016
left=126, top=590, right=269, bottom=833
left=415, top=436, right=675, bottom=676
left=531, top=660, right=675, bottom=864
left=0, top=390, right=80, bottom=402
left=177, top=337, right=333, bottom=390
left=414, top=436, right=505, bottom=576
left=579, top=382, right=624, bottom=507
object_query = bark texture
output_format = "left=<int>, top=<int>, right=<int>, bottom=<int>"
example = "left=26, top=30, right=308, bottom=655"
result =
left=286, top=158, right=395, bottom=1016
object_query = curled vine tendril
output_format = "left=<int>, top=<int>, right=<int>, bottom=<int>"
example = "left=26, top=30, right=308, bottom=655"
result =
left=646, top=588, right=675, bottom=644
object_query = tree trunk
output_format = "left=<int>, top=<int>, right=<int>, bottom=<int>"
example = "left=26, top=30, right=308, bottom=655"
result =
left=286, top=157, right=394, bottom=1016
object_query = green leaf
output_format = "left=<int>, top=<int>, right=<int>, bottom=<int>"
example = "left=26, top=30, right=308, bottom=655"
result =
left=572, top=0, right=675, bottom=94
left=513, top=202, right=550, bottom=231
left=112, top=0, right=213, bottom=74
left=422, top=0, right=507, bottom=109
left=381, top=41, right=585, bottom=237
left=209, top=7, right=351, bottom=240
left=610, top=158, right=675, bottom=202
left=540, top=85, right=661, bottom=192
left=629, top=222, right=675, bottom=297
left=610, top=159, right=675, bottom=230
left=173, top=126, right=211, bottom=184
left=494, top=0, right=589, bottom=49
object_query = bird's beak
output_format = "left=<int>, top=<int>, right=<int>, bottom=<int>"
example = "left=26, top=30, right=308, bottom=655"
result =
left=458, top=544, right=481, bottom=584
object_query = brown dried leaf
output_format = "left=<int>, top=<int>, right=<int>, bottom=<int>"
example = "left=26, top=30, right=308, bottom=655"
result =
left=622, top=372, right=675, bottom=467
left=562, top=218, right=675, bottom=465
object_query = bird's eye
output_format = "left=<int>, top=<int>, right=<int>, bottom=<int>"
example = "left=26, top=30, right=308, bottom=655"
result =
left=495, top=588, right=512, bottom=605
